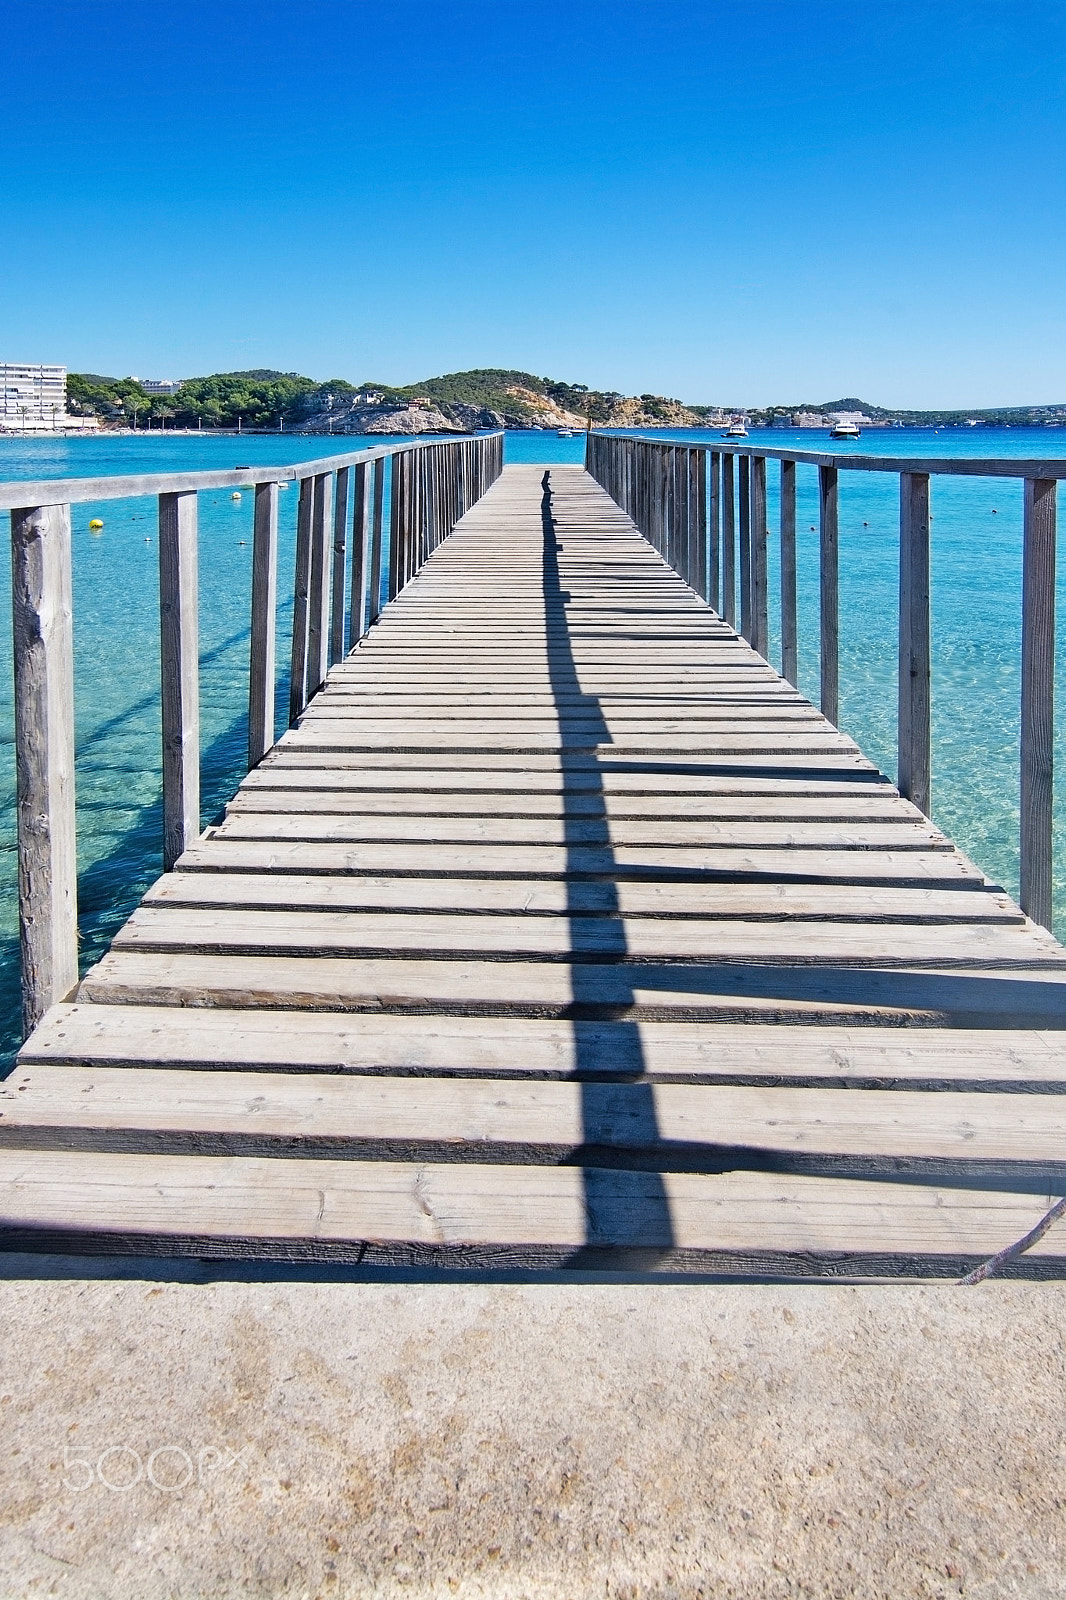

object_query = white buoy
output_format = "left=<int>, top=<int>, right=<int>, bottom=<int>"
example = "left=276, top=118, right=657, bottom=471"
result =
left=231, top=491, right=241, bottom=502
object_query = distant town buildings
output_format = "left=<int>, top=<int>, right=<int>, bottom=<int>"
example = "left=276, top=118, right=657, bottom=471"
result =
left=0, top=362, right=98, bottom=432
left=789, top=410, right=874, bottom=429
left=130, top=377, right=184, bottom=395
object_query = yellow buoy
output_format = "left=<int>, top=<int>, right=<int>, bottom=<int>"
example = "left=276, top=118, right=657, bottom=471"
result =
left=89, top=518, right=104, bottom=530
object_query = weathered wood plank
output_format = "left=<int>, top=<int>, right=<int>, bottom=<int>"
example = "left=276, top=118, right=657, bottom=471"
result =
left=6, top=1066, right=1066, bottom=1174
left=23, top=1005, right=1066, bottom=1089
left=10, top=502, right=79, bottom=1034
left=0, top=1149, right=1058, bottom=1266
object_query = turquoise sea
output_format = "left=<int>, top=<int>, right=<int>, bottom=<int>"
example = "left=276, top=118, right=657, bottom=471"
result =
left=0, top=426, right=1063, bottom=1069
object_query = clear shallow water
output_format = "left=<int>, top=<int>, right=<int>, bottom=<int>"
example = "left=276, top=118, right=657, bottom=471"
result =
left=0, top=426, right=1063, bottom=1069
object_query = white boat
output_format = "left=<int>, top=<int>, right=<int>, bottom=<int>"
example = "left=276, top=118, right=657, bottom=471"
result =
left=829, top=420, right=861, bottom=439
left=723, top=420, right=748, bottom=438
left=557, top=428, right=578, bottom=437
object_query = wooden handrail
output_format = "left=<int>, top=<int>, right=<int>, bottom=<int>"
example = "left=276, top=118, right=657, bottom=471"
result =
left=5, top=431, right=503, bottom=1031
left=586, top=430, right=1060, bottom=935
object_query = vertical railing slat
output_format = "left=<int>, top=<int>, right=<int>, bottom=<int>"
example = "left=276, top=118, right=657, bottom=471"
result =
left=751, top=455, right=768, bottom=656
left=330, top=465, right=349, bottom=665
left=11, top=501, right=78, bottom=1034
left=819, top=465, right=839, bottom=726
left=288, top=475, right=314, bottom=724
left=898, top=471, right=931, bottom=814
left=779, top=460, right=797, bottom=686
left=1020, top=476, right=1057, bottom=929
left=721, top=452, right=736, bottom=628
left=158, top=489, right=200, bottom=869
left=348, top=461, right=370, bottom=646
left=708, top=451, right=720, bottom=613
left=248, top=480, right=278, bottom=768
left=738, top=455, right=751, bottom=641
left=305, top=471, right=333, bottom=702
left=369, top=457, right=385, bottom=623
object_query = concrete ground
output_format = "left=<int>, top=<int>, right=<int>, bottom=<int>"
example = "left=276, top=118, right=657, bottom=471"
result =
left=0, top=1265, right=1063, bottom=1598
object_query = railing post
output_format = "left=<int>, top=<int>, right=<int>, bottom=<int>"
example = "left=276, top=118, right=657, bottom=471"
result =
left=780, top=460, right=797, bottom=685
left=11, top=501, right=78, bottom=1034
left=1020, top=477, right=1057, bottom=929
left=819, top=465, right=839, bottom=726
left=738, top=455, right=751, bottom=640
left=248, top=480, right=278, bottom=768
left=751, top=455, right=768, bottom=656
left=330, top=466, right=349, bottom=665
left=369, top=457, right=385, bottom=624
left=349, top=461, right=370, bottom=645
left=288, top=475, right=314, bottom=724
left=721, top=452, right=736, bottom=627
left=709, top=451, right=720, bottom=613
left=158, top=489, right=199, bottom=869
left=898, top=471, right=931, bottom=814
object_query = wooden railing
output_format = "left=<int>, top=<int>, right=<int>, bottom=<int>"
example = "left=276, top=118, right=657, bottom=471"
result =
left=588, top=432, right=1062, bottom=933
left=4, top=430, right=502, bottom=1032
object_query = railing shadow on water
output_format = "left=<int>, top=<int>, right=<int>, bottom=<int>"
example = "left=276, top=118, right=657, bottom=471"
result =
left=539, top=470, right=677, bottom=1265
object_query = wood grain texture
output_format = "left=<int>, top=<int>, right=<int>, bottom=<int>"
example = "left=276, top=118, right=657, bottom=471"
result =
left=10, top=502, right=78, bottom=1034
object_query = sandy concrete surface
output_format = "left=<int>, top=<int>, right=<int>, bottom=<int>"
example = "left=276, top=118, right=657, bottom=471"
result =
left=0, top=1267, right=1062, bottom=1598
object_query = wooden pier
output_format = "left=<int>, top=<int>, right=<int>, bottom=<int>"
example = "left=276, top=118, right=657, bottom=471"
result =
left=4, top=459, right=1066, bottom=1275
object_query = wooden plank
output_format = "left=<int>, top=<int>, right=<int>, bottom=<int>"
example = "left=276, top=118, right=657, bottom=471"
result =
left=6, top=1066, right=1066, bottom=1175
left=158, top=490, right=199, bottom=871
left=1020, top=477, right=1057, bottom=929
left=176, top=835, right=980, bottom=883
left=898, top=472, right=931, bottom=814
left=0, top=1149, right=1059, bottom=1267
left=144, top=871, right=1020, bottom=924
left=10, top=502, right=79, bottom=1035
left=23, top=1005, right=1066, bottom=1089
left=226, top=790, right=924, bottom=821
left=78, top=947, right=1066, bottom=1028
left=213, top=812, right=948, bottom=849
left=247, top=481, right=279, bottom=769
left=111, top=904, right=1060, bottom=967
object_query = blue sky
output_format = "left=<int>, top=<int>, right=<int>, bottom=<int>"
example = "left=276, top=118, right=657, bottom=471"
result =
left=3, top=0, right=1065, bottom=407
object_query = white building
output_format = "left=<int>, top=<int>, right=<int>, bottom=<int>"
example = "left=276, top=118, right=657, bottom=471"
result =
left=0, top=362, right=98, bottom=431
left=131, top=377, right=184, bottom=395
